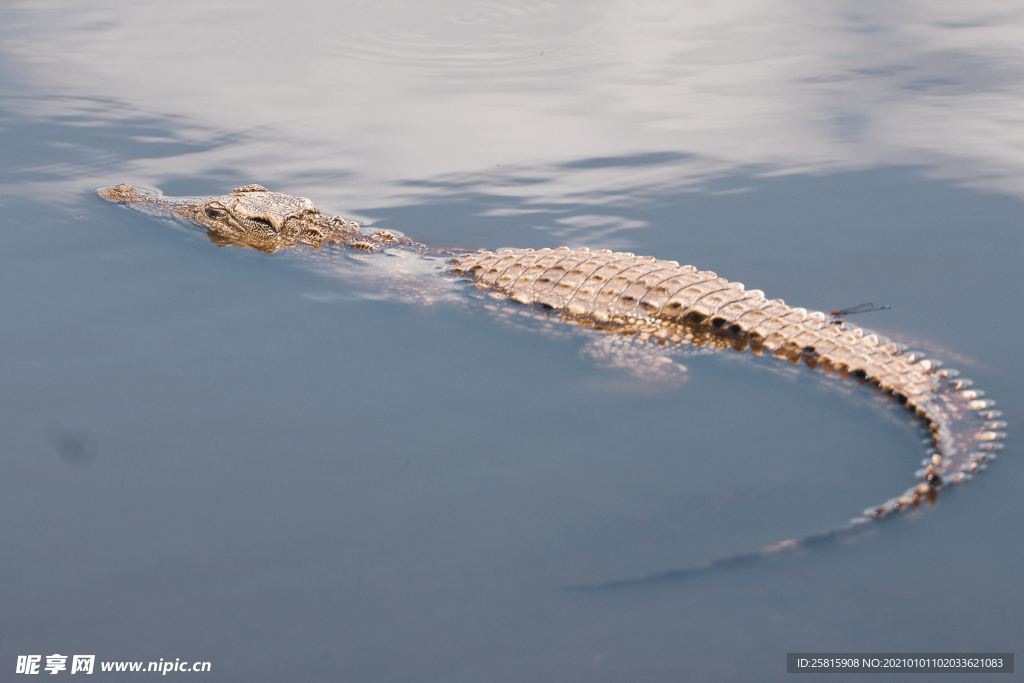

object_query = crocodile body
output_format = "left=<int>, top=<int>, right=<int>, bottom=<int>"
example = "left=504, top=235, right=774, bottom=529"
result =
left=99, top=184, right=1005, bottom=540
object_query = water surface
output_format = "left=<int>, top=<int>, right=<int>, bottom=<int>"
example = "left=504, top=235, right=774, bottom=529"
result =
left=0, top=2, right=1021, bottom=681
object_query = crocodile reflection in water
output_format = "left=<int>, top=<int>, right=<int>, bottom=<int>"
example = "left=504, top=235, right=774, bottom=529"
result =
left=99, top=183, right=1006, bottom=580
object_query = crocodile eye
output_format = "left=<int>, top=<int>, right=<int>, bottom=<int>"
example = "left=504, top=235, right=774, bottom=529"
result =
left=205, top=202, right=228, bottom=218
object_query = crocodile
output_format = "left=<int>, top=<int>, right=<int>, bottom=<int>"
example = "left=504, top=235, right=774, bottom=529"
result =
left=99, top=183, right=1006, bottom=578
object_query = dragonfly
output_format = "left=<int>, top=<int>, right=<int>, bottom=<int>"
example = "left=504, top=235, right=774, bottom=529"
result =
left=829, top=302, right=891, bottom=325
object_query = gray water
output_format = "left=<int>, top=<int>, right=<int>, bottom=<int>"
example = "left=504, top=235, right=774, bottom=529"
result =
left=1, top=2, right=1022, bottom=681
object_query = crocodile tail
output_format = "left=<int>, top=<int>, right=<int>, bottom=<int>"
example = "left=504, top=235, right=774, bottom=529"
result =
left=449, top=247, right=1006, bottom=584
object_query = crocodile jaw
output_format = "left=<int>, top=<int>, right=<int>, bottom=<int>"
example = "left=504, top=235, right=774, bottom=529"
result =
left=98, top=184, right=385, bottom=254
left=99, top=184, right=325, bottom=253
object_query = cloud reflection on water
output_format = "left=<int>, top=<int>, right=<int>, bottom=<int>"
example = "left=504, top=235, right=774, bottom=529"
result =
left=1, top=0, right=1023, bottom=207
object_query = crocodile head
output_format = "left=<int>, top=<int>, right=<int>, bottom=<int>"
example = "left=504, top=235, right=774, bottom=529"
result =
left=198, top=184, right=318, bottom=234
left=99, top=184, right=425, bottom=256
left=99, top=183, right=335, bottom=253
left=196, top=184, right=323, bottom=252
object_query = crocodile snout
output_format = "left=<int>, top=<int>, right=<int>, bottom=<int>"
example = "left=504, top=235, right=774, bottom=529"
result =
left=98, top=184, right=153, bottom=204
